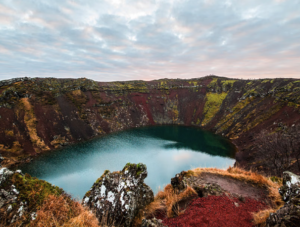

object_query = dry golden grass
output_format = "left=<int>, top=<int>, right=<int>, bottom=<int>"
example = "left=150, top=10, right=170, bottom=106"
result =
left=72, top=90, right=83, bottom=96
left=134, top=184, right=198, bottom=226
left=252, top=209, right=276, bottom=226
left=63, top=209, right=99, bottom=227
left=20, top=98, right=50, bottom=152
left=5, top=130, right=14, bottom=137
left=32, top=194, right=99, bottom=227
left=0, top=141, right=23, bottom=154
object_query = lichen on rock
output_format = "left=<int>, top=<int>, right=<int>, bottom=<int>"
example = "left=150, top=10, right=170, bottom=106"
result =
left=82, top=163, right=154, bottom=226
left=0, top=167, right=64, bottom=226
left=266, top=171, right=300, bottom=227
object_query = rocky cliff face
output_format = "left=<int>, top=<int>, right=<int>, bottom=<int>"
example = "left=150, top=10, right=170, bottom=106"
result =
left=0, top=76, right=300, bottom=171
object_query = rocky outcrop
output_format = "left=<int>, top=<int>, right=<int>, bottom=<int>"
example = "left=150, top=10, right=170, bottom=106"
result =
left=82, top=163, right=154, bottom=226
left=266, top=172, right=300, bottom=227
left=0, top=167, right=14, bottom=185
left=0, top=167, right=64, bottom=226
left=0, top=77, right=31, bottom=88
left=171, top=171, right=225, bottom=197
left=171, top=171, right=189, bottom=192
left=279, top=171, right=300, bottom=202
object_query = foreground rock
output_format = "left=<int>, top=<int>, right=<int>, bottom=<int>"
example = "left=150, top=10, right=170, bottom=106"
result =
left=266, top=171, right=300, bottom=226
left=0, top=167, right=64, bottom=226
left=82, top=163, right=154, bottom=226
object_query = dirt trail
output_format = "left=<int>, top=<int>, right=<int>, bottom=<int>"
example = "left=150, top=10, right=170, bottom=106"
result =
left=200, top=172, right=268, bottom=200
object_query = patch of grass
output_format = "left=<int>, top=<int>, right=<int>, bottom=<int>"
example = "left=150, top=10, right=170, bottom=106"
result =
left=95, top=170, right=110, bottom=184
left=20, top=98, right=50, bottom=152
left=244, top=104, right=282, bottom=132
left=11, top=173, right=64, bottom=210
left=137, top=184, right=197, bottom=224
left=32, top=194, right=99, bottom=227
left=202, top=92, right=228, bottom=125
left=252, top=209, right=276, bottom=226
left=215, top=97, right=252, bottom=131
left=221, top=80, right=236, bottom=88
left=207, top=78, right=218, bottom=88
left=4, top=130, right=14, bottom=137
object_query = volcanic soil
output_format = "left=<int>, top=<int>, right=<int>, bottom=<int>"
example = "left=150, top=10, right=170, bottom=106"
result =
left=154, top=170, right=278, bottom=227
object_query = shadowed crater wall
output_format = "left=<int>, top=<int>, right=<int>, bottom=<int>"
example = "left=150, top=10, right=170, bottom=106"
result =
left=1, top=76, right=300, bottom=172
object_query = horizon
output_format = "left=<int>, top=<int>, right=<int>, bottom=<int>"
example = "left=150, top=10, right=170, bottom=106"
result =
left=1, top=74, right=300, bottom=83
left=2, top=74, right=300, bottom=83
left=1, top=0, right=299, bottom=81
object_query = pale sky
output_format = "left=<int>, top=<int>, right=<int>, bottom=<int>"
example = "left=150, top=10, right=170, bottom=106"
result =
left=0, top=0, right=299, bottom=81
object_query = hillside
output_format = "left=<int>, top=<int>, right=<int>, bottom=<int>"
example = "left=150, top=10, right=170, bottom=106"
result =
left=1, top=76, right=300, bottom=173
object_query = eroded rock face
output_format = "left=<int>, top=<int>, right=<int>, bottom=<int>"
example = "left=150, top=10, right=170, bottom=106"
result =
left=82, top=163, right=154, bottom=226
left=266, top=171, right=300, bottom=227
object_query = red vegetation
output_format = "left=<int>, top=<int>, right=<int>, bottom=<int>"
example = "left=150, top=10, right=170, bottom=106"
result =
left=161, top=196, right=267, bottom=227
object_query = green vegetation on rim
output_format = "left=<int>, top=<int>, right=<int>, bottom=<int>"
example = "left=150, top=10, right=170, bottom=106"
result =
left=202, top=92, right=228, bottom=126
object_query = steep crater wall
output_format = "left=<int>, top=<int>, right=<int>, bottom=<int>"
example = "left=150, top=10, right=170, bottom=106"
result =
left=1, top=76, right=300, bottom=172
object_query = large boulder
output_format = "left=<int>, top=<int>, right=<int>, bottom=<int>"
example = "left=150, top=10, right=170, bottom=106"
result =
left=82, top=163, right=154, bottom=226
left=266, top=171, right=300, bottom=227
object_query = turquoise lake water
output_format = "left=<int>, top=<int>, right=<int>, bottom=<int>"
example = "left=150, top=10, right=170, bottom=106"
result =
left=19, top=125, right=236, bottom=198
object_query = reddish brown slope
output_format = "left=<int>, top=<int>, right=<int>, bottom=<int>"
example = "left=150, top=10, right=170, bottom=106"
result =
left=0, top=76, right=300, bottom=172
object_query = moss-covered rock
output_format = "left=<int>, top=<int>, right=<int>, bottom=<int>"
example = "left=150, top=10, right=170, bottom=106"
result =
left=82, top=163, right=154, bottom=226
left=0, top=168, right=64, bottom=226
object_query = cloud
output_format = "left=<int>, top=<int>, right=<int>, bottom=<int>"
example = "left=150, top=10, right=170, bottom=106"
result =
left=0, top=0, right=299, bottom=81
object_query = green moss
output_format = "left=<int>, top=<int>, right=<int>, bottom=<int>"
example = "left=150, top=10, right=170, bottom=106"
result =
left=221, top=80, right=236, bottom=87
left=184, top=170, right=195, bottom=178
left=202, top=92, right=228, bottom=125
left=244, top=104, right=282, bottom=132
left=85, top=190, right=91, bottom=197
left=207, top=78, right=218, bottom=88
left=95, top=170, right=110, bottom=183
left=284, top=82, right=294, bottom=91
left=215, top=98, right=253, bottom=131
left=270, top=176, right=282, bottom=184
left=11, top=173, right=63, bottom=210
left=261, top=80, right=270, bottom=83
